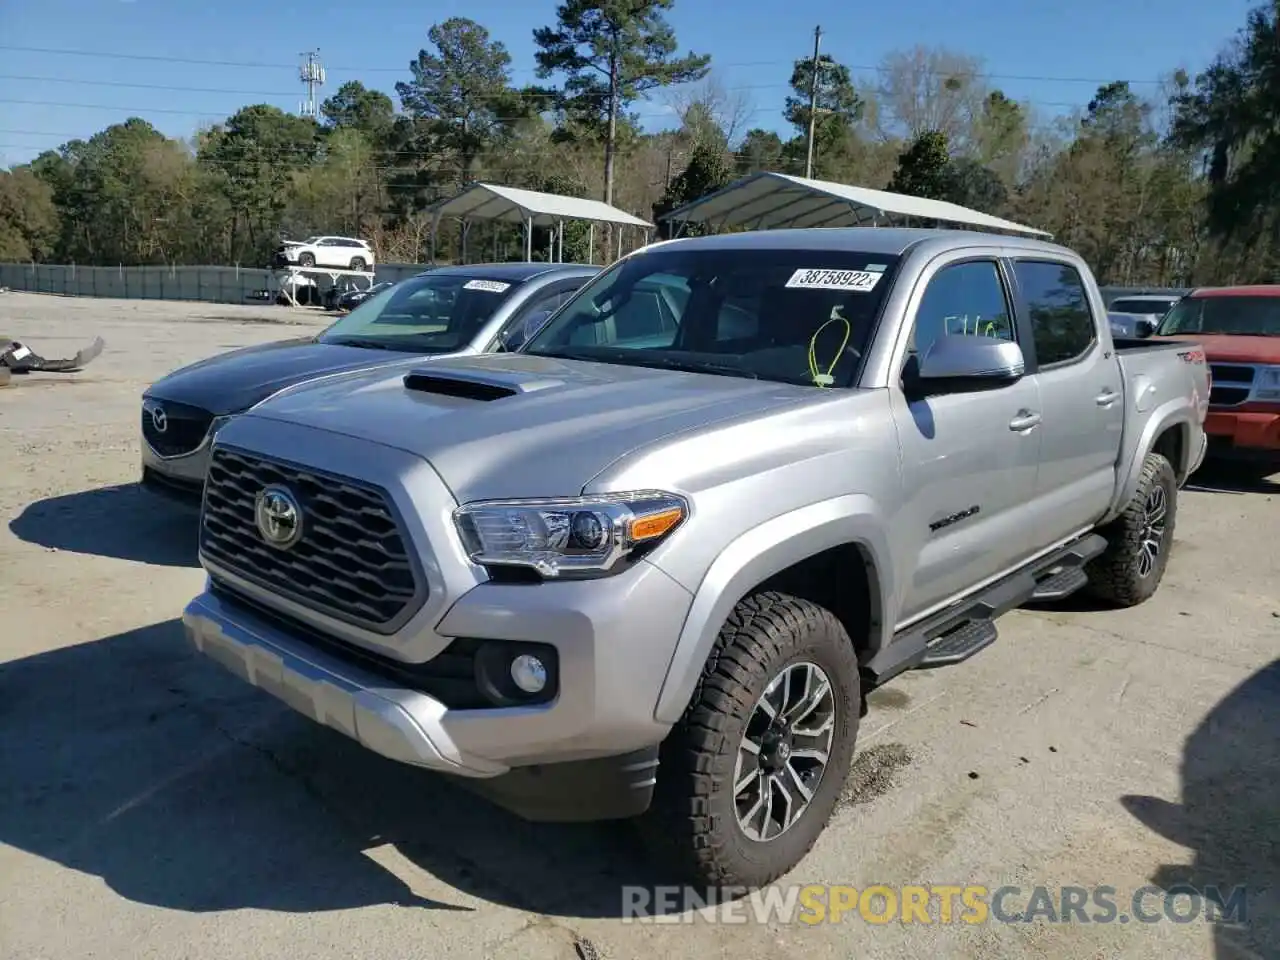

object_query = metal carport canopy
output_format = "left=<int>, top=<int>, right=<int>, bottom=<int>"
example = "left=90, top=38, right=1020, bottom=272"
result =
left=429, top=182, right=653, bottom=228
left=659, top=171, right=1052, bottom=238
left=426, top=182, right=653, bottom=262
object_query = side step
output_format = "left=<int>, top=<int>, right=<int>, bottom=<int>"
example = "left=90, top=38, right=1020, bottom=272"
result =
left=1027, top=566, right=1089, bottom=602
left=917, top=618, right=998, bottom=668
left=862, top=533, right=1108, bottom=687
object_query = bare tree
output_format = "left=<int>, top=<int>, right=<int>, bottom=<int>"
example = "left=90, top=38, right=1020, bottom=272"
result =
left=664, top=74, right=756, bottom=147
left=874, top=46, right=988, bottom=148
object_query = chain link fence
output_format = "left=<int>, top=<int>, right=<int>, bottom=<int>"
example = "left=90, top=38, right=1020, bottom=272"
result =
left=0, top=261, right=1189, bottom=309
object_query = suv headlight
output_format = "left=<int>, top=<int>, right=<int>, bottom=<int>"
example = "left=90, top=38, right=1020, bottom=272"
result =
left=1254, top=365, right=1280, bottom=401
left=453, top=491, right=688, bottom=578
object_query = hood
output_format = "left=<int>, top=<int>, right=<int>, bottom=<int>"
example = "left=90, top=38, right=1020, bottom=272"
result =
left=144, top=337, right=425, bottom=416
left=1154, top=334, right=1280, bottom=365
left=244, top=353, right=816, bottom=502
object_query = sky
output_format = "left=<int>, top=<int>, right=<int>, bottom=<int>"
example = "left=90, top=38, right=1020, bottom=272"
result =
left=0, top=0, right=1264, bottom=167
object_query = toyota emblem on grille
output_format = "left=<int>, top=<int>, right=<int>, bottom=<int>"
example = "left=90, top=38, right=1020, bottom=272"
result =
left=148, top=403, right=168, bottom=433
left=254, top=485, right=303, bottom=549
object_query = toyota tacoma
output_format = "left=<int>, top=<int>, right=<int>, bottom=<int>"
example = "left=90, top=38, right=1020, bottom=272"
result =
left=182, top=228, right=1210, bottom=889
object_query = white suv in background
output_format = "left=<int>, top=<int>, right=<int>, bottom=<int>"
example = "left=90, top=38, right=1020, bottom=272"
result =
left=274, top=236, right=375, bottom=272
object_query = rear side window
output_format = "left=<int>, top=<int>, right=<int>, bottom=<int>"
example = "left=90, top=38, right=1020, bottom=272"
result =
left=1014, top=260, right=1097, bottom=366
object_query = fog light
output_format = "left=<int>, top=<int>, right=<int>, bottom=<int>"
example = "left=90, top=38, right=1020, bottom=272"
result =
left=510, top=654, right=547, bottom=694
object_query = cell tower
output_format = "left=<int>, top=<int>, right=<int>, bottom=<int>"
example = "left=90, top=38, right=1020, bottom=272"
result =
left=299, top=50, right=326, bottom=118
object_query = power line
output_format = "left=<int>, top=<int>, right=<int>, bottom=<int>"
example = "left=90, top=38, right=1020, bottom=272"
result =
left=0, top=43, right=1174, bottom=86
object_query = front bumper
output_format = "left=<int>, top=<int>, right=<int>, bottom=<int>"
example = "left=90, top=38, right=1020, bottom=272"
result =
left=184, top=589, right=509, bottom=776
left=141, top=435, right=213, bottom=501
left=1204, top=409, right=1280, bottom=457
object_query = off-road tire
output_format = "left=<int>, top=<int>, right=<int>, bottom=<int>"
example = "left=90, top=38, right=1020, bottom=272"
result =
left=349, top=257, right=367, bottom=272
left=643, top=591, right=861, bottom=890
left=298, top=252, right=316, bottom=267
left=1085, top=451, right=1177, bottom=607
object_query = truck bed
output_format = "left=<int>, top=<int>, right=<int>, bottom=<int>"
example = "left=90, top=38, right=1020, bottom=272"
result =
left=1111, top=337, right=1190, bottom=353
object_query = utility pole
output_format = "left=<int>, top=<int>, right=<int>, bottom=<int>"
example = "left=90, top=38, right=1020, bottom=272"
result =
left=804, top=25, right=823, bottom=179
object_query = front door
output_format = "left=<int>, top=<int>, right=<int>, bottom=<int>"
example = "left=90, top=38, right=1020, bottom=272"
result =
left=1010, top=258, right=1124, bottom=547
left=888, top=255, right=1044, bottom=624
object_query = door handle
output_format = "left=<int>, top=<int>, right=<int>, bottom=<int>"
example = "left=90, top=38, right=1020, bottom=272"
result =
left=1009, top=410, right=1042, bottom=432
left=1095, top=389, right=1119, bottom=407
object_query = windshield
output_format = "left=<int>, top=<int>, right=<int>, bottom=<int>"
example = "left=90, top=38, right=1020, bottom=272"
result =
left=1110, top=298, right=1175, bottom=316
left=319, top=273, right=522, bottom=352
left=522, top=248, right=901, bottom=386
left=1156, top=296, right=1280, bottom=337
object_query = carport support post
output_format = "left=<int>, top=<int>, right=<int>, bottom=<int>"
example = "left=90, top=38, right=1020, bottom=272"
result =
left=557, top=219, right=564, bottom=263
left=524, top=216, right=533, bottom=262
left=587, top=223, right=595, bottom=265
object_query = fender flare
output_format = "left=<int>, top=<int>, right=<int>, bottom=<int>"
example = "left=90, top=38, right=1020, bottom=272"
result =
left=651, top=494, right=894, bottom=725
left=1107, top=399, right=1195, bottom=523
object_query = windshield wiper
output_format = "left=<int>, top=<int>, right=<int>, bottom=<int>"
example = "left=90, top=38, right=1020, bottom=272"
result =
left=531, top=349, right=757, bottom=379
left=619, top=355, right=759, bottom=379
left=325, top=336, right=402, bottom=351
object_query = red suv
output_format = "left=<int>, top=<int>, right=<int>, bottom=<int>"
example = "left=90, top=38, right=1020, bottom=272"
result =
left=1153, top=286, right=1280, bottom=468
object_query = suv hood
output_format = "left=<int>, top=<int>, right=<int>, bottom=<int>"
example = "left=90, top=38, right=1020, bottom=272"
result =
left=145, top=338, right=426, bottom=416
left=243, top=353, right=816, bottom=502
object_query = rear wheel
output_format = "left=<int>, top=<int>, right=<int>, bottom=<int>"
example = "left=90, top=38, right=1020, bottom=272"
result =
left=349, top=257, right=367, bottom=272
left=644, top=592, right=860, bottom=890
left=1085, top=451, right=1177, bottom=606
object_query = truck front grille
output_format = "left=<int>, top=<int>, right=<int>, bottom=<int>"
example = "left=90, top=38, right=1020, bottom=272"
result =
left=200, top=446, right=424, bottom=631
left=142, top=399, right=214, bottom=457
left=1209, top=363, right=1255, bottom=407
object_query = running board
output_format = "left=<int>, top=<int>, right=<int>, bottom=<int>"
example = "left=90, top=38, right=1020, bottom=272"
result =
left=862, top=533, right=1108, bottom=686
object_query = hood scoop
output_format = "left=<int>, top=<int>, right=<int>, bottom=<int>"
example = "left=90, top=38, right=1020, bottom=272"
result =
left=402, top=368, right=563, bottom=401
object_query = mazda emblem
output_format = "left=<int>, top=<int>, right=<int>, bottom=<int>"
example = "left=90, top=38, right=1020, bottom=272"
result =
left=148, top=404, right=168, bottom=433
left=254, top=485, right=303, bottom=549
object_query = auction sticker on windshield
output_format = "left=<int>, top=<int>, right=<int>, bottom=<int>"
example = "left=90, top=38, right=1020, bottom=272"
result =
left=785, top=268, right=883, bottom=292
left=463, top=279, right=511, bottom=293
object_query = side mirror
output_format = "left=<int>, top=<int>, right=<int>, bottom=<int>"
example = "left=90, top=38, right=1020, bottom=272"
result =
left=909, top=335, right=1025, bottom=395
left=1134, top=317, right=1157, bottom=338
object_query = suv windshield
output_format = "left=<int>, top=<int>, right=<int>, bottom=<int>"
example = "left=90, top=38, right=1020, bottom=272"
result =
left=319, top=273, right=521, bottom=352
left=522, top=248, right=901, bottom=386
left=1156, top=295, right=1280, bottom=337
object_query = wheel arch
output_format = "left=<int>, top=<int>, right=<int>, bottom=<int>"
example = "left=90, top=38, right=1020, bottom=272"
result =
left=651, top=495, right=894, bottom=725
left=1107, top=401, right=1196, bottom=524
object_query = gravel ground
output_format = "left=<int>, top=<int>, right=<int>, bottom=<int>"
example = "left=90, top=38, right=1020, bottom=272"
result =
left=1, top=291, right=1277, bottom=960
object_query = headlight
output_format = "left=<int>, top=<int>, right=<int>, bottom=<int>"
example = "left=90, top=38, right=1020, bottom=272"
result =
left=453, top=491, right=688, bottom=578
left=1254, top=365, right=1280, bottom=401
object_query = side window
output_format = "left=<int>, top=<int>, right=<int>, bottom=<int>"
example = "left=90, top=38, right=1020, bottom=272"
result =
left=500, top=284, right=574, bottom=342
left=1014, top=260, right=1097, bottom=366
left=906, top=260, right=1014, bottom=368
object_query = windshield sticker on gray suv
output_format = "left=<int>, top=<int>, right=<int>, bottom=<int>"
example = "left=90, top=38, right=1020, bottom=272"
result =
left=463, top=279, right=511, bottom=293
left=785, top=268, right=882, bottom=292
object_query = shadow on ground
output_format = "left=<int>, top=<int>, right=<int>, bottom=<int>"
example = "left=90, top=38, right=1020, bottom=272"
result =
left=1183, top=461, right=1279, bottom=495
left=1121, top=659, right=1280, bottom=959
left=0, top=620, right=689, bottom=919
left=8, top=483, right=198, bottom=567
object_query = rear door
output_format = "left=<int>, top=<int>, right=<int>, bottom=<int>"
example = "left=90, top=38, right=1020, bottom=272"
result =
left=1010, top=258, right=1124, bottom=546
left=888, top=252, right=1044, bottom=623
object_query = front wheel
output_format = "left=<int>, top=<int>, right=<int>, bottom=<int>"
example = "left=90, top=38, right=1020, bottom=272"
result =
left=1085, top=451, right=1178, bottom=606
left=644, top=592, right=861, bottom=890
left=297, top=252, right=316, bottom=268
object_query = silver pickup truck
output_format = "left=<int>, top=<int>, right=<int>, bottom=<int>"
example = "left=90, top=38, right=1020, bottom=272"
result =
left=182, top=228, right=1210, bottom=890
